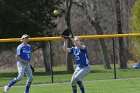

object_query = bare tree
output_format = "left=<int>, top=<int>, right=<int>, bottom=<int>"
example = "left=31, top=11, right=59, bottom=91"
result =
left=41, top=42, right=51, bottom=73
left=64, top=0, right=74, bottom=72
left=115, top=0, right=127, bottom=68
left=72, top=0, right=111, bottom=69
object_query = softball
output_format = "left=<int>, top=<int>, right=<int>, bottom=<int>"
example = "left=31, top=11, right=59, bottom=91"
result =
left=53, top=10, right=59, bottom=15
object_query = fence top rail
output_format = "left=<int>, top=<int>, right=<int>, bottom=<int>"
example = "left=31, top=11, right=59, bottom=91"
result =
left=0, top=33, right=140, bottom=42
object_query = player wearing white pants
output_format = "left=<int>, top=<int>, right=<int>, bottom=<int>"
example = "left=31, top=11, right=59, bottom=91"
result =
left=71, top=66, right=90, bottom=92
left=63, top=37, right=91, bottom=93
left=4, top=34, right=33, bottom=93
left=16, top=61, right=33, bottom=83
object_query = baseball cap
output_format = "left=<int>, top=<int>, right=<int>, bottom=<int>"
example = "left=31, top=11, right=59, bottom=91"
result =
left=21, top=34, right=30, bottom=39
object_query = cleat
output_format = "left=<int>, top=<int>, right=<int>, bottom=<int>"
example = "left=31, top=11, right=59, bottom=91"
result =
left=24, top=92, right=26, bottom=93
left=4, top=86, right=9, bottom=93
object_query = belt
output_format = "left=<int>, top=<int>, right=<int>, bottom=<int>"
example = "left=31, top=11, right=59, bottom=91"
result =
left=79, top=64, right=89, bottom=68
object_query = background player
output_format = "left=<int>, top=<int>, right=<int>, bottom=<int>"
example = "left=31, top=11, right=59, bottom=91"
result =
left=4, top=34, right=33, bottom=93
left=63, top=37, right=91, bottom=93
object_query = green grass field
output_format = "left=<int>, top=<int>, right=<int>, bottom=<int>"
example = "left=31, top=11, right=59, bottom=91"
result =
left=1, top=78, right=140, bottom=93
left=1, top=64, right=140, bottom=93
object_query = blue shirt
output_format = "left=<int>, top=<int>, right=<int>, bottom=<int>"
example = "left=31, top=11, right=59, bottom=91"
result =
left=70, top=47, right=90, bottom=67
left=16, top=43, right=31, bottom=62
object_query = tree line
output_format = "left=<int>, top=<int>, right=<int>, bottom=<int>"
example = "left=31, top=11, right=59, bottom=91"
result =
left=0, top=0, right=138, bottom=73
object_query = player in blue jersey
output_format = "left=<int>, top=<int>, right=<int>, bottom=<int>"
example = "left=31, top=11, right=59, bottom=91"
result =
left=63, top=37, right=91, bottom=93
left=4, top=34, right=33, bottom=93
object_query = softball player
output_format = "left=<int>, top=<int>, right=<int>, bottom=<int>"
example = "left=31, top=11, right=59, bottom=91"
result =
left=4, top=34, right=33, bottom=93
left=63, top=37, right=91, bottom=93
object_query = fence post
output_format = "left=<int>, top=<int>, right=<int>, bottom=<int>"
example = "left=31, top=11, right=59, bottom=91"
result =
left=112, top=38, right=117, bottom=79
left=50, top=41, right=54, bottom=83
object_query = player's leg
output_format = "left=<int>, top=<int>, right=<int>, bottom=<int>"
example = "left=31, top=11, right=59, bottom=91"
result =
left=76, top=81, right=85, bottom=93
left=74, top=66, right=91, bottom=93
left=4, top=61, right=26, bottom=92
left=75, top=66, right=90, bottom=80
left=71, top=76, right=77, bottom=93
left=71, top=67, right=80, bottom=93
left=24, top=64, right=33, bottom=93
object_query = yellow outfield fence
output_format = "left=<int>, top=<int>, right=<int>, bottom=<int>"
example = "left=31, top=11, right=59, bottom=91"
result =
left=1, top=33, right=140, bottom=42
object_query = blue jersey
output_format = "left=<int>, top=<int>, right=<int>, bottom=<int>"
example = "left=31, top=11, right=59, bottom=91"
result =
left=70, top=47, right=90, bottom=67
left=16, top=43, right=31, bottom=62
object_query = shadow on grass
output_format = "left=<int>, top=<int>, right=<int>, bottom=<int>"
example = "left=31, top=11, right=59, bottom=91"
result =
left=0, top=72, right=17, bottom=78
left=0, top=71, right=73, bottom=78
left=33, top=71, right=73, bottom=76
left=0, top=69, right=111, bottom=78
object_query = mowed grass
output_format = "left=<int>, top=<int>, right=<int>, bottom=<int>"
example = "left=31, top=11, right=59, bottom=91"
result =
left=1, top=64, right=140, bottom=86
left=1, top=78, right=140, bottom=93
left=0, top=64, right=140, bottom=93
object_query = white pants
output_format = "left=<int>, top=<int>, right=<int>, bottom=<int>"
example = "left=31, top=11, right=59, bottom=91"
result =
left=16, top=61, right=33, bottom=83
left=71, top=65, right=91, bottom=86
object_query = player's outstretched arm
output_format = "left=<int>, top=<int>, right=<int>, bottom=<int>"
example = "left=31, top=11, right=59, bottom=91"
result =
left=63, top=40, right=71, bottom=52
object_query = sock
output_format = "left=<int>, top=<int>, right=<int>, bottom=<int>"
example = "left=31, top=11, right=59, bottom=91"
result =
left=77, top=81, right=85, bottom=93
left=72, top=86, right=77, bottom=93
left=8, top=79, right=16, bottom=87
left=80, top=87, right=85, bottom=93
left=25, top=82, right=31, bottom=93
